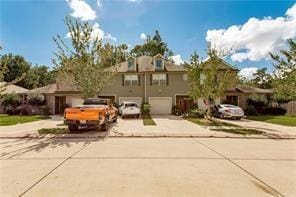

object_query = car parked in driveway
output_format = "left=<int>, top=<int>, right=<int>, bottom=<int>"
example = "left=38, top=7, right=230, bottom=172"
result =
left=119, top=102, right=141, bottom=118
left=211, top=104, right=244, bottom=119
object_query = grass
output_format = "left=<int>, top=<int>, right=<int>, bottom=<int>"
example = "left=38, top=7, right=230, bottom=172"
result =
left=56, top=123, right=66, bottom=126
left=0, top=114, right=51, bottom=126
left=186, top=117, right=239, bottom=127
left=38, top=128, right=69, bottom=134
left=142, top=114, right=156, bottom=126
left=247, top=115, right=296, bottom=127
left=211, top=128, right=263, bottom=135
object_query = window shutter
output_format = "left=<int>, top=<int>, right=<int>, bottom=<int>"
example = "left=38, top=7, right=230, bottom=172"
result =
left=166, top=74, right=169, bottom=85
left=150, top=74, right=152, bottom=85
left=138, top=75, right=140, bottom=86
left=122, top=75, right=124, bottom=86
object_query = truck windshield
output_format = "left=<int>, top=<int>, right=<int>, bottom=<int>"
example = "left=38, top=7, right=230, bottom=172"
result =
left=83, top=99, right=108, bottom=105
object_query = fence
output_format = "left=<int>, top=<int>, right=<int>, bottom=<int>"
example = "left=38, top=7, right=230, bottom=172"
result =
left=281, top=101, right=296, bottom=115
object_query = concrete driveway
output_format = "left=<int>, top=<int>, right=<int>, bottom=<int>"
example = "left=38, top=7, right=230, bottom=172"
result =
left=111, top=115, right=214, bottom=136
left=1, top=137, right=295, bottom=196
left=217, top=118, right=296, bottom=138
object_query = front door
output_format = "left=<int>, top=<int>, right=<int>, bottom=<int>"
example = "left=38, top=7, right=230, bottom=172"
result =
left=55, top=96, right=66, bottom=114
left=176, top=95, right=193, bottom=113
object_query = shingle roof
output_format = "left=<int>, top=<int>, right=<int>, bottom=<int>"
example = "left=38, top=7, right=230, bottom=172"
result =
left=0, top=82, right=28, bottom=94
left=236, top=85, right=273, bottom=94
left=25, top=84, right=57, bottom=94
left=117, top=55, right=187, bottom=73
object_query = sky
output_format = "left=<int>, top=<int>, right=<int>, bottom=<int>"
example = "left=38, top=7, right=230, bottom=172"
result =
left=1, top=0, right=296, bottom=79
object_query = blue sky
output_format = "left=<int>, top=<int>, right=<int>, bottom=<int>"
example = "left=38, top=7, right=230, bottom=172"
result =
left=1, top=0, right=296, bottom=78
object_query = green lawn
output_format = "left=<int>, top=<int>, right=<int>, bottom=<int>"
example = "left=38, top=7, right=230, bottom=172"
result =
left=142, top=114, right=156, bottom=126
left=38, top=128, right=69, bottom=134
left=186, top=118, right=239, bottom=127
left=211, top=128, right=263, bottom=135
left=0, top=114, right=50, bottom=126
left=247, top=115, right=296, bottom=127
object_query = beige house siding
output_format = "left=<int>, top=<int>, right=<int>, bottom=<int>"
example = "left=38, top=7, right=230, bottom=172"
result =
left=145, top=72, right=189, bottom=105
left=45, top=95, right=55, bottom=115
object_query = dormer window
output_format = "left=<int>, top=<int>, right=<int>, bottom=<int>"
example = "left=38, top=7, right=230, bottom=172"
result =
left=154, top=54, right=164, bottom=70
left=127, top=57, right=136, bottom=71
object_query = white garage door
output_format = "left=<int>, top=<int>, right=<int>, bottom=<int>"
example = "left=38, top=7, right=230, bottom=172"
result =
left=149, top=97, right=172, bottom=114
left=119, top=97, right=142, bottom=107
left=71, top=97, right=84, bottom=107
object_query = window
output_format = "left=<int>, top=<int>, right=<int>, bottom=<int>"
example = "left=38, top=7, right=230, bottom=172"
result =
left=124, top=75, right=138, bottom=86
left=155, top=59, right=163, bottom=69
left=152, top=74, right=167, bottom=86
left=127, top=59, right=135, bottom=70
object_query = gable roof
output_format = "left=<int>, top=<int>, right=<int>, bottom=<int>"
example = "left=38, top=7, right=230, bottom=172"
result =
left=0, top=82, right=28, bottom=94
left=117, top=55, right=187, bottom=73
left=225, top=85, right=273, bottom=94
left=25, top=84, right=57, bottom=94
left=203, top=57, right=239, bottom=71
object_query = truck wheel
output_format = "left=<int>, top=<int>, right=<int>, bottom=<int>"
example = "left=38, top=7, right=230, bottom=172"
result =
left=68, top=124, right=78, bottom=132
left=101, top=121, right=108, bottom=131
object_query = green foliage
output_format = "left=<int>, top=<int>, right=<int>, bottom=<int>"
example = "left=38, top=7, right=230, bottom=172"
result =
left=141, top=102, right=151, bottom=114
left=53, top=17, right=128, bottom=99
left=248, top=94, right=268, bottom=104
left=244, top=105, right=258, bottom=116
left=1, top=93, right=21, bottom=114
left=28, top=94, right=45, bottom=106
left=0, top=48, right=55, bottom=90
left=188, top=49, right=237, bottom=117
left=131, top=30, right=173, bottom=58
left=270, top=39, right=296, bottom=102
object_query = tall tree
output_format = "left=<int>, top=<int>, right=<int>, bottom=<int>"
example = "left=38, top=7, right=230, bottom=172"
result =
left=0, top=53, right=30, bottom=87
left=188, top=49, right=237, bottom=118
left=23, top=66, right=56, bottom=89
left=131, top=30, right=173, bottom=58
left=270, top=39, right=296, bottom=102
left=53, top=17, right=127, bottom=99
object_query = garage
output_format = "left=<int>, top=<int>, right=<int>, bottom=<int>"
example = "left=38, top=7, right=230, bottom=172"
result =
left=149, top=97, right=172, bottom=114
left=70, top=97, right=84, bottom=107
left=119, top=97, right=142, bottom=107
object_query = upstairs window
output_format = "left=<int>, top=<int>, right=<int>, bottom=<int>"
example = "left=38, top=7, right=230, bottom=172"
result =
left=124, top=74, right=138, bottom=86
left=154, top=54, right=164, bottom=70
left=152, top=74, right=167, bottom=86
left=127, top=58, right=136, bottom=71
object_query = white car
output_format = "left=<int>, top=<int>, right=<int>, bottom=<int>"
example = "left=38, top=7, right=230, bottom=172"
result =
left=211, top=104, right=244, bottom=119
left=119, top=102, right=141, bottom=118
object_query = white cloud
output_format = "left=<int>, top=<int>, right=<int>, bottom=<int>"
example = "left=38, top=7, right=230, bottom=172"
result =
left=238, top=67, right=258, bottom=80
left=66, top=0, right=96, bottom=21
left=97, top=0, right=102, bottom=8
left=66, top=23, right=116, bottom=42
left=128, top=0, right=142, bottom=2
left=206, top=3, right=296, bottom=62
left=140, top=33, right=147, bottom=40
left=169, top=54, right=184, bottom=65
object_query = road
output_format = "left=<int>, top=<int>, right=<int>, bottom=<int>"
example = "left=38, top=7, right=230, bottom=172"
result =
left=1, top=137, right=295, bottom=197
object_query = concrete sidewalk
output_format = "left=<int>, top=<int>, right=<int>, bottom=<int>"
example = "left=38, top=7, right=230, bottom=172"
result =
left=1, top=137, right=295, bottom=196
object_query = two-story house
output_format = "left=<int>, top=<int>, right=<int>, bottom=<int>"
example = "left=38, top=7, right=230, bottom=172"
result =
left=26, top=54, right=272, bottom=114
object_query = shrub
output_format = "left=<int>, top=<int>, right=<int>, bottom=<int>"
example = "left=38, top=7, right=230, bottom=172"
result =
left=262, top=107, right=286, bottom=115
left=40, top=105, right=51, bottom=115
left=141, top=103, right=150, bottom=115
left=244, top=105, right=258, bottom=116
left=28, top=94, right=45, bottom=106
left=1, top=93, right=21, bottom=114
left=187, top=108, right=206, bottom=118
left=172, top=105, right=182, bottom=115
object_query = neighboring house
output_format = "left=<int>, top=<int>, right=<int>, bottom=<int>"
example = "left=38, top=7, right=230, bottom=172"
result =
left=0, top=82, right=28, bottom=113
left=28, top=55, right=272, bottom=114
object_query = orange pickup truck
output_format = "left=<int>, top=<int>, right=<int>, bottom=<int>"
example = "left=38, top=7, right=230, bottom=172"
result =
left=64, top=98, right=118, bottom=132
